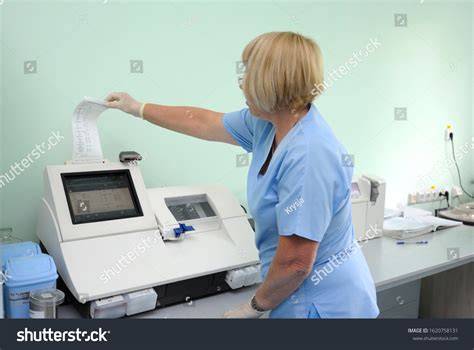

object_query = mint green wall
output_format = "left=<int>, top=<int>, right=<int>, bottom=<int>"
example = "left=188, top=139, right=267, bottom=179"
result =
left=0, top=3, right=3, bottom=228
left=471, top=4, right=474, bottom=194
left=0, top=0, right=473, bottom=242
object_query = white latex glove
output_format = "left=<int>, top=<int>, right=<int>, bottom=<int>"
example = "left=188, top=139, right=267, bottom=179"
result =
left=105, top=92, right=143, bottom=117
left=223, top=301, right=265, bottom=319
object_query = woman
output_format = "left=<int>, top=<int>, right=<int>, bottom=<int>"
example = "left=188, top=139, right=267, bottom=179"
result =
left=106, top=31, right=379, bottom=319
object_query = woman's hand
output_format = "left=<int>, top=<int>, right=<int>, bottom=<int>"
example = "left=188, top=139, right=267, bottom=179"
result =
left=224, top=301, right=264, bottom=319
left=105, top=92, right=143, bottom=117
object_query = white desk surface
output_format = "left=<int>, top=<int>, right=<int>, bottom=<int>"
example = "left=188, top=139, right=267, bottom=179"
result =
left=59, top=224, right=473, bottom=319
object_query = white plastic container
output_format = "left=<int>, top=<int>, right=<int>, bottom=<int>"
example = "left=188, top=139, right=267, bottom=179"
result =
left=123, top=288, right=157, bottom=316
left=90, top=295, right=126, bottom=319
left=225, top=268, right=247, bottom=289
left=243, top=265, right=261, bottom=286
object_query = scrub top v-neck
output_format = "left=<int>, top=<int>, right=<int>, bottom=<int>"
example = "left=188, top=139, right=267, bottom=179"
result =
left=223, top=104, right=379, bottom=318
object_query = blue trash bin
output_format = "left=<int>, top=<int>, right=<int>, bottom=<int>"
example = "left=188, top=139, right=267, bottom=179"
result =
left=1, top=241, right=41, bottom=271
left=4, top=254, right=58, bottom=318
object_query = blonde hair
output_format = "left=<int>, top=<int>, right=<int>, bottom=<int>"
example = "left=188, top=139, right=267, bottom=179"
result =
left=241, top=31, right=324, bottom=114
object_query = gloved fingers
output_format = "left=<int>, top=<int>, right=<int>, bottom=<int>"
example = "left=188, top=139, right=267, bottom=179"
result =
left=105, top=100, right=120, bottom=108
left=223, top=303, right=264, bottom=319
left=105, top=92, right=133, bottom=109
left=223, top=304, right=246, bottom=318
left=223, top=310, right=236, bottom=318
left=104, top=92, right=122, bottom=102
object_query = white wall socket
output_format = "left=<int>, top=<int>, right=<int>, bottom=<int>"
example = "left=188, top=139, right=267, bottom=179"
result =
left=445, top=124, right=453, bottom=141
left=408, top=193, right=417, bottom=204
left=425, top=191, right=433, bottom=202
left=408, top=189, right=446, bottom=204
left=451, top=186, right=463, bottom=198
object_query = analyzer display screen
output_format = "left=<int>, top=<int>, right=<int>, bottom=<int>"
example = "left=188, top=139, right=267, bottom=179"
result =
left=62, top=170, right=143, bottom=224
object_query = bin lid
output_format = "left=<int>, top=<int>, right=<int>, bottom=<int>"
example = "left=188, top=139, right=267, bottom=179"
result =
left=1, top=241, right=41, bottom=271
left=30, top=289, right=65, bottom=307
left=5, top=254, right=58, bottom=288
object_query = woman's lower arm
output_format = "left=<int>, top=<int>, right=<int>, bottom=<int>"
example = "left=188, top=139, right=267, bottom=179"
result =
left=105, top=92, right=236, bottom=143
left=254, top=235, right=318, bottom=311
left=255, top=260, right=312, bottom=310
left=142, top=104, right=226, bottom=141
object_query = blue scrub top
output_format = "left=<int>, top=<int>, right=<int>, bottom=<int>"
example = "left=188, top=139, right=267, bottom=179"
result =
left=223, top=104, right=379, bottom=318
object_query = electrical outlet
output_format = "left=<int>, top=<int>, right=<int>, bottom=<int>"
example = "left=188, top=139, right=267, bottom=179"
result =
left=451, top=186, right=463, bottom=198
left=407, top=193, right=417, bottom=204
left=425, top=191, right=433, bottom=202
left=416, top=191, right=426, bottom=202
left=407, top=187, right=449, bottom=205
left=438, top=190, right=450, bottom=202
left=445, top=124, right=453, bottom=141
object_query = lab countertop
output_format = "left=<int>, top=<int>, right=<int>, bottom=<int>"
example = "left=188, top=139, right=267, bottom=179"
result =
left=362, top=224, right=473, bottom=292
left=59, top=225, right=473, bottom=319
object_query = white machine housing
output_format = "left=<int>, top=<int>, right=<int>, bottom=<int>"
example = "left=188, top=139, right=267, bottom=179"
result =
left=36, top=162, right=260, bottom=307
left=351, top=175, right=386, bottom=241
